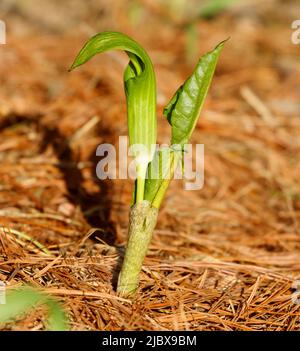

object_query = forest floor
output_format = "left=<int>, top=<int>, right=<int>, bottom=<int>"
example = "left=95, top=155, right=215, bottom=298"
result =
left=0, top=0, right=300, bottom=330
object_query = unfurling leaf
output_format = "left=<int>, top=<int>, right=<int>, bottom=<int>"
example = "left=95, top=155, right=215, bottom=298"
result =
left=164, top=40, right=226, bottom=146
left=144, top=41, right=226, bottom=208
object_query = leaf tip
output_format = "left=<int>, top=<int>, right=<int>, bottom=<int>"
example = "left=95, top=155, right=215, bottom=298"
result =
left=215, top=37, right=230, bottom=50
left=68, top=60, right=79, bottom=72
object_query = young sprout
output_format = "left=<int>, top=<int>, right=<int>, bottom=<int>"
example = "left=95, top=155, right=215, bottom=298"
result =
left=70, top=31, right=225, bottom=296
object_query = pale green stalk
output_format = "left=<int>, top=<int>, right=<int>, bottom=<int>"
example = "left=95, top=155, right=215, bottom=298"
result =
left=117, top=201, right=158, bottom=295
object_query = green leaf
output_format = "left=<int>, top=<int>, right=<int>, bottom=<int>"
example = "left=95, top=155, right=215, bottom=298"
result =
left=0, top=286, right=68, bottom=331
left=69, top=31, right=157, bottom=164
left=46, top=299, right=68, bottom=331
left=145, top=40, right=226, bottom=208
left=164, top=40, right=226, bottom=146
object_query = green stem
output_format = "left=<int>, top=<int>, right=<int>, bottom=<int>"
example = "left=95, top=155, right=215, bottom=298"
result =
left=136, top=162, right=147, bottom=203
left=152, top=151, right=181, bottom=209
left=117, top=200, right=158, bottom=296
left=136, top=176, right=145, bottom=203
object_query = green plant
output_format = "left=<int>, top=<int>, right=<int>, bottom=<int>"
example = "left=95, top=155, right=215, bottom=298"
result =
left=199, top=0, right=238, bottom=19
left=0, top=285, right=68, bottom=330
left=70, top=31, right=225, bottom=296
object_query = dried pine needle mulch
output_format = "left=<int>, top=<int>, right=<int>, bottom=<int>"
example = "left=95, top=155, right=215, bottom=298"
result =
left=1, top=10, right=300, bottom=330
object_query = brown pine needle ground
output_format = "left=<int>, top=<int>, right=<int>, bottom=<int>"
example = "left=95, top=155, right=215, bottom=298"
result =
left=0, top=0, right=299, bottom=330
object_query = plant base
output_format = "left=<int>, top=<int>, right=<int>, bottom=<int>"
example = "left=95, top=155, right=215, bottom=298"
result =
left=117, top=200, right=158, bottom=296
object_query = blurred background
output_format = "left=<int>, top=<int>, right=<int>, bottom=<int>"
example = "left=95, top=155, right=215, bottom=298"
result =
left=0, top=0, right=300, bottom=331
